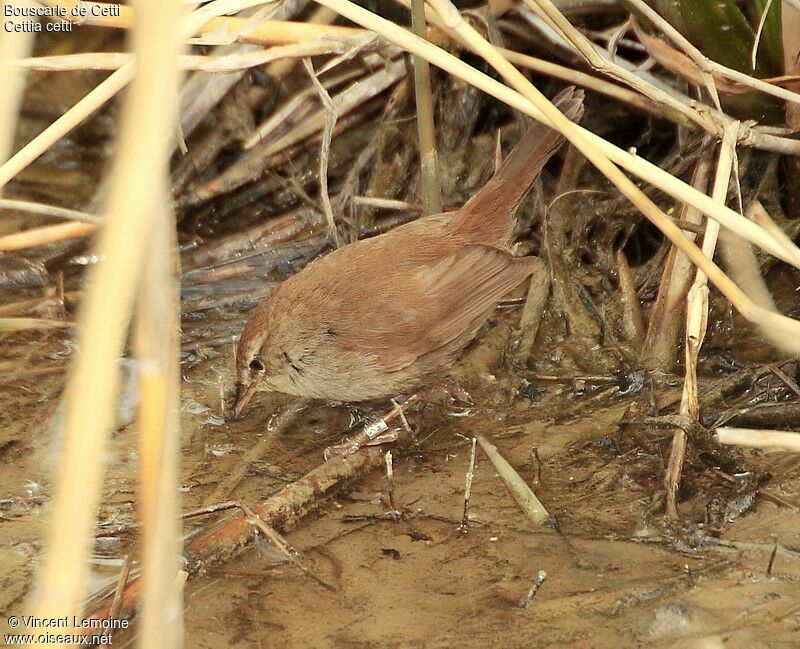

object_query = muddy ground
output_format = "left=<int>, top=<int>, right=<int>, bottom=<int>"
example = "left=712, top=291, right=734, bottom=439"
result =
left=3, top=302, right=800, bottom=648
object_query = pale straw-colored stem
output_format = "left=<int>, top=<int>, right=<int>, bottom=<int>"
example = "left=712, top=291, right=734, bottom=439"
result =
left=30, top=0, right=183, bottom=636
left=664, top=126, right=736, bottom=520
left=716, top=427, right=800, bottom=452
left=310, top=0, right=800, bottom=272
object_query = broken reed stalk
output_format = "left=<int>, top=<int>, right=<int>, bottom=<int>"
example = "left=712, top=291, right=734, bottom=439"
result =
left=135, top=197, right=183, bottom=649
left=664, top=126, right=736, bottom=521
left=641, top=149, right=712, bottom=371
left=29, top=0, right=182, bottom=640
left=477, top=435, right=549, bottom=525
left=715, top=427, right=800, bottom=452
left=313, top=0, right=800, bottom=352
left=410, top=0, right=442, bottom=215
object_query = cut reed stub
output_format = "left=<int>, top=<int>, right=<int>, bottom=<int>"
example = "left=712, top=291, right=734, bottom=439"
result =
left=715, top=427, right=800, bottom=452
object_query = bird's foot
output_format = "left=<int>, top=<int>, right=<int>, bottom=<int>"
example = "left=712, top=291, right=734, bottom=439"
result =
left=324, top=429, right=399, bottom=460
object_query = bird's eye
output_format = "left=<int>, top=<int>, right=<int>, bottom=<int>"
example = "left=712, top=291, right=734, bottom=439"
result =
left=249, top=358, right=264, bottom=372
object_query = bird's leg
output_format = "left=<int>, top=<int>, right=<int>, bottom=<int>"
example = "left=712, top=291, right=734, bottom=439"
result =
left=324, top=394, right=420, bottom=459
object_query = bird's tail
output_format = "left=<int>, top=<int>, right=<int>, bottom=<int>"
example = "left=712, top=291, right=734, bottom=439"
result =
left=448, top=87, right=584, bottom=245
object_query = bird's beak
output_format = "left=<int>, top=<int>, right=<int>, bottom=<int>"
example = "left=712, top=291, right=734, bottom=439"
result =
left=233, top=381, right=258, bottom=420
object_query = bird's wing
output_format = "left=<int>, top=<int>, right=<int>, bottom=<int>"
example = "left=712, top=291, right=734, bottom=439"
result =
left=341, top=244, right=543, bottom=372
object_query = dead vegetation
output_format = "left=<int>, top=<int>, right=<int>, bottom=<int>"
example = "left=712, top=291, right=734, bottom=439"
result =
left=2, top=0, right=800, bottom=647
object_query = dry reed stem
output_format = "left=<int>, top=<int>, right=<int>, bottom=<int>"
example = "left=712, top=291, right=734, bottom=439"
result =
left=642, top=151, right=712, bottom=370
left=29, top=0, right=183, bottom=636
left=716, top=427, right=800, bottom=452
left=14, top=35, right=376, bottom=72
left=0, top=318, right=71, bottom=332
left=420, top=0, right=800, bottom=348
left=0, top=2, right=35, bottom=166
left=521, top=0, right=800, bottom=154
left=664, top=127, right=736, bottom=521
left=0, top=221, right=96, bottom=251
left=410, top=0, right=442, bottom=214
left=135, top=197, right=183, bottom=648
left=520, top=0, right=718, bottom=131
left=40, top=0, right=360, bottom=44
left=0, top=198, right=99, bottom=223
left=393, top=0, right=695, bottom=126
left=312, top=0, right=800, bottom=271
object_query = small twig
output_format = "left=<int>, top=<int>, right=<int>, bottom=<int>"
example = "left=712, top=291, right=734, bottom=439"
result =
left=458, top=437, right=478, bottom=533
left=303, top=57, right=341, bottom=247
left=99, top=555, right=133, bottom=649
left=518, top=570, right=548, bottom=608
left=0, top=198, right=100, bottom=223
left=384, top=451, right=400, bottom=519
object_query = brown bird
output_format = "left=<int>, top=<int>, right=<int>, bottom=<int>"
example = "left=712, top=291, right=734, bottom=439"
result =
left=233, top=88, right=583, bottom=418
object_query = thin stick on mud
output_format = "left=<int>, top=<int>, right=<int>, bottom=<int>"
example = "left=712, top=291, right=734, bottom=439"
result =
left=88, top=445, right=390, bottom=622
left=459, top=437, right=478, bottom=532
left=385, top=451, right=400, bottom=519
left=99, top=555, right=133, bottom=649
left=518, top=570, right=548, bottom=608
